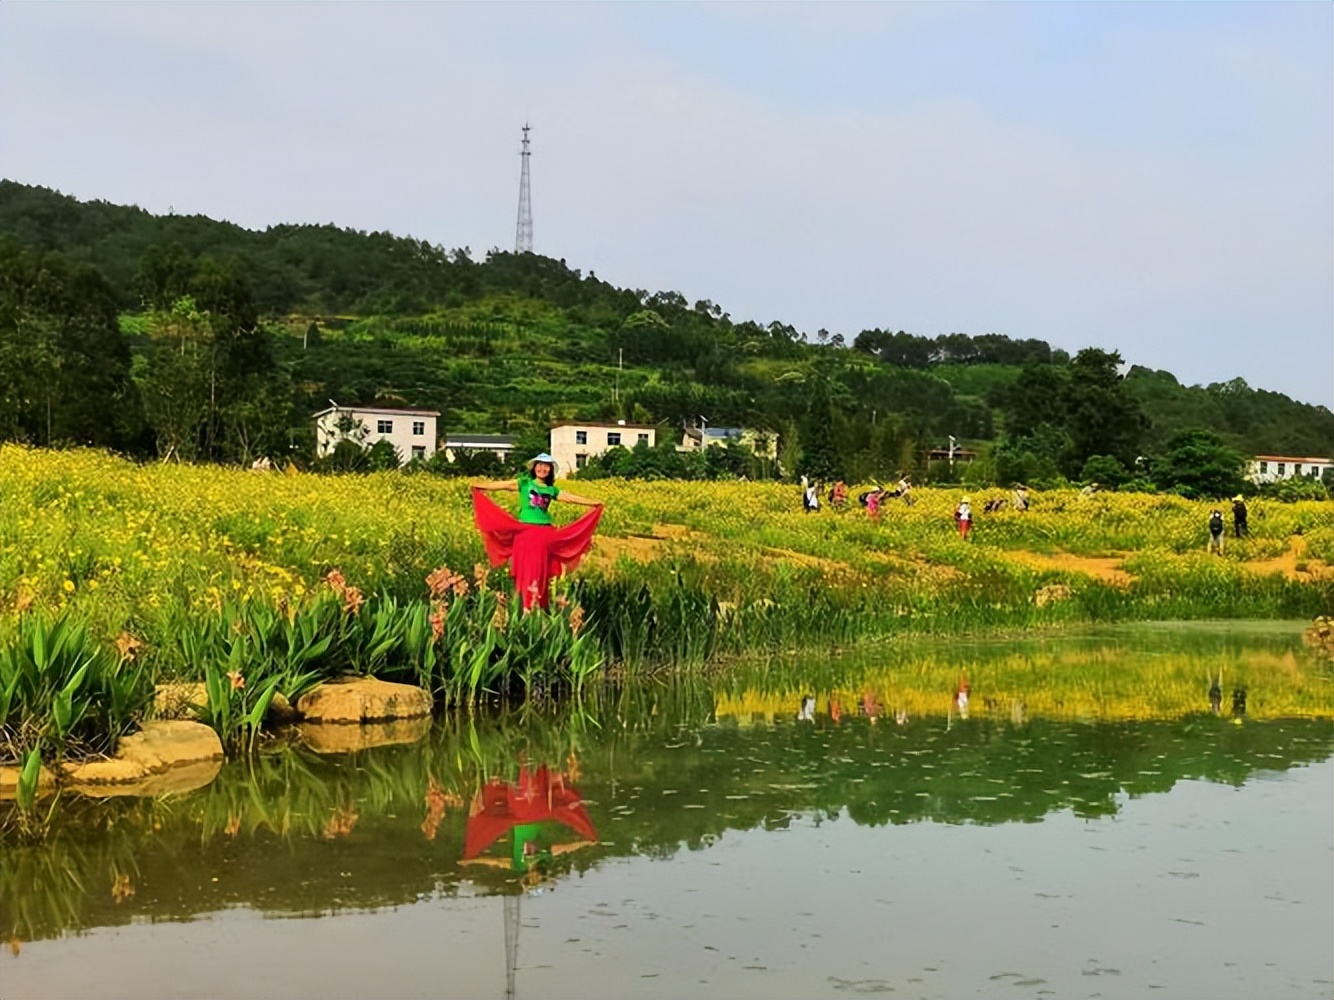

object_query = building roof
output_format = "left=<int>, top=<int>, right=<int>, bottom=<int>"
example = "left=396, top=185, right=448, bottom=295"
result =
left=446, top=434, right=517, bottom=447
left=685, top=426, right=745, bottom=440
left=312, top=405, right=440, bottom=418
left=1251, top=455, right=1332, bottom=463
left=552, top=422, right=657, bottom=430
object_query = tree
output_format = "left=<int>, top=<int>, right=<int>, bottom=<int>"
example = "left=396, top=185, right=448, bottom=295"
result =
left=1061, top=348, right=1146, bottom=472
left=0, top=244, right=137, bottom=448
left=1149, top=430, right=1245, bottom=499
left=134, top=296, right=212, bottom=461
left=1080, top=454, right=1130, bottom=488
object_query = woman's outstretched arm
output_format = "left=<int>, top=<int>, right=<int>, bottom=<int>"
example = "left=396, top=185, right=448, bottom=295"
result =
left=474, top=479, right=518, bottom=492
left=558, top=490, right=603, bottom=507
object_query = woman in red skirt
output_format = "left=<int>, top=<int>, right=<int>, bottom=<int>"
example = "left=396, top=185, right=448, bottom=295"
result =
left=473, top=453, right=604, bottom=610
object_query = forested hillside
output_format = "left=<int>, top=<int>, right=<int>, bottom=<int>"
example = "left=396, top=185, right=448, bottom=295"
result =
left=1, top=180, right=1329, bottom=494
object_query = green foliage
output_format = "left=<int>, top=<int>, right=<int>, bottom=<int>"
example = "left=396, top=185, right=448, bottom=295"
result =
left=0, top=614, right=152, bottom=762
left=0, top=241, right=140, bottom=450
left=1080, top=454, right=1130, bottom=489
left=1150, top=430, right=1246, bottom=499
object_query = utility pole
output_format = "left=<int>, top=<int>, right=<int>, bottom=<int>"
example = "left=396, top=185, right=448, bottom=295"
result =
left=515, top=124, right=533, bottom=254
left=614, top=347, right=623, bottom=407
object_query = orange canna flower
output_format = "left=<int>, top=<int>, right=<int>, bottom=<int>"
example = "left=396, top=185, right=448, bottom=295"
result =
left=114, top=631, right=144, bottom=662
left=342, top=585, right=364, bottom=615
left=227, top=670, right=246, bottom=691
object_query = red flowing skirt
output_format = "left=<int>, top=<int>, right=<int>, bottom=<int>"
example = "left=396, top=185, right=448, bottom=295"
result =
left=472, top=488, right=603, bottom=609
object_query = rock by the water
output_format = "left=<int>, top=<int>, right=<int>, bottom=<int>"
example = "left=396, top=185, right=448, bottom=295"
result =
left=296, top=677, right=433, bottom=724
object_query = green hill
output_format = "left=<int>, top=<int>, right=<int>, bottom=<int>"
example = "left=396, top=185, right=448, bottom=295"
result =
left=1, top=179, right=1329, bottom=491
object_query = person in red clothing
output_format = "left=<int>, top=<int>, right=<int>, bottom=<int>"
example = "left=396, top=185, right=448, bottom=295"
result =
left=473, top=453, right=604, bottom=610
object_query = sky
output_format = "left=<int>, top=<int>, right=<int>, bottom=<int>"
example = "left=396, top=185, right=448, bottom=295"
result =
left=2, top=2, right=1331, bottom=406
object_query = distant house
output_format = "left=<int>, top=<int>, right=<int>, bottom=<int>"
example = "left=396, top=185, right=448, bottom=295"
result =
left=313, top=405, right=439, bottom=465
left=679, top=425, right=778, bottom=460
left=444, top=434, right=517, bottom=464
left=925, top=447, right=978, bottom=464
left=550, top=421, right=656, bottom=474
left=1246, top=455, right=1332, bottom=485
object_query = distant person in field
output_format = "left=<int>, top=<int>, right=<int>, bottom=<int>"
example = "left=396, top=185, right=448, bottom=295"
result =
left=1080, top=482, right=1099, bottom=498
left=1231, top=495, right=1248, bottom=538
left=1207, top=508, right=1225, bottom=554
left=831, top=480, right=849, bottom=509
left=803, top=479, right=821, bottom=514
left=953, top=676, right=971, bottom=719
left=895, top=475, right=914, bottom=505
left=472, top=453, right=604, bottom=610
left=864, top=486, right=883, bottom=520
left=954, top=496, right=973, bottom=540
left=1012, top=484, right=1029, bottom=511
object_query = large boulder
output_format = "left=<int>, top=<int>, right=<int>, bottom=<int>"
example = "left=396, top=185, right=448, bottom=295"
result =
left=296, top=677, right=433, bottom=724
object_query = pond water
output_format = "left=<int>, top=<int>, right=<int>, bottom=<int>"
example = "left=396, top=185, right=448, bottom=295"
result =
left=4, top=624, right=1332, bottom=999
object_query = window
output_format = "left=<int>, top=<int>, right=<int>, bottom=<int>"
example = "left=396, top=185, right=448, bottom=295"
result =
left=1293, top=463, right=1302, bottom=476
left=411, top=446, right=426, bottom=460
left=412, top=421, right=425, bottom=436
left=638, top=433, right=650, bottom=445
left=575, top=453, right=587, bottom=469
left=377, top=419, right=393, bottom=434
left=575, top=430, right=587, bottom=445
left=1277, top=463, right=1285, bottom=476
left=607, top=432, right=622, bottom=446
left=1259, top=461, right=1268, bottom=474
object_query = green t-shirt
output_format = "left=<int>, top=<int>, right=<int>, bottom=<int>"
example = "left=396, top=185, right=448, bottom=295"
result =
left=517, top=474, right=560, bottom=525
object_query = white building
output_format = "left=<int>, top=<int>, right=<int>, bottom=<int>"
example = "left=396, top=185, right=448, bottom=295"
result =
left=444, top=434, right=517, bottom=464
left=678, top=425, right=779, bottom=460
left=549, top=421, right=656, bottom=474
left=1246, top=455, right=1332, bottom=485
left=313, top=405, right=439, bottom=465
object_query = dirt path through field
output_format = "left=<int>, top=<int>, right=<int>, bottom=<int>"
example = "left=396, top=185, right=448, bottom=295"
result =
left=998, top=550, right=1135, bottom=586
left=1243, top=535, right=1331, bottom=581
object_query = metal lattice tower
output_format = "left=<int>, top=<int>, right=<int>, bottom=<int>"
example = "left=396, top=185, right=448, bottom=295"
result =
left=514, top=124, right=533, bottom=254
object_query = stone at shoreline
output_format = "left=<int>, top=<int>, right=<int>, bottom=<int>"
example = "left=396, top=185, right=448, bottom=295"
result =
left=299, top=716, right=432, bottom=754
left=296, top=677, right=433, bottom=724
left=0, top=761, right=58, bottom=799
left=0, top=720, right=224, bottom=800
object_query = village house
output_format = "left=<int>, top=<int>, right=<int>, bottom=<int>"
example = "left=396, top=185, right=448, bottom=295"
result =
left=1246, top=455, right=1333, bottom=484
left=678, top=425, right=779, bottom=460
left=313, top=405, right=439, bottom=465
left=549, top=421, right=656, bottom=474
left=443, top=434, right=517, bottom=464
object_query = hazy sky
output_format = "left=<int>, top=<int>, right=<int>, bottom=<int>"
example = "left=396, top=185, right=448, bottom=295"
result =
left=2, top=2, right=1331, bottom=405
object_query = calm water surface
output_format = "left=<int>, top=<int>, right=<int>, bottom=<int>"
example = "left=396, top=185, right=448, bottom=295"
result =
left=4, top=626, right=1332, bottom=999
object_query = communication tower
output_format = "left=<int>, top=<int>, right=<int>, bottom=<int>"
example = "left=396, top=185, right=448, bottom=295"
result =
left=515, top=124, right=533, bottom=254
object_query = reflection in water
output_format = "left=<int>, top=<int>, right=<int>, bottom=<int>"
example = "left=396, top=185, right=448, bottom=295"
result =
left=1, top=625, right=1331, bottom=967
left=459, top=765, right=597, bottom=1000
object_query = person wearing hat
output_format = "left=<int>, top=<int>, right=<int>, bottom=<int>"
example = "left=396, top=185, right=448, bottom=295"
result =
left=1231, top=495, right=1248, bottom=538
left=473, top=454, right=604, bottom=610
left=954, top=495, right=973, bottom=540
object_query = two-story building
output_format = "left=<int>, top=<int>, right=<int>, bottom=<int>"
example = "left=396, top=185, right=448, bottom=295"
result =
left=1246, top=455, right=1332, bottom=484
left=313, top=405, right=439, bottom=465
left=549, top=421, right=656, bottom=474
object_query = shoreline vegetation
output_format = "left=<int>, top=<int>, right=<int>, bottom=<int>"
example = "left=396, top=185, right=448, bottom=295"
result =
left=2, top=444, right=1332, bottom=799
